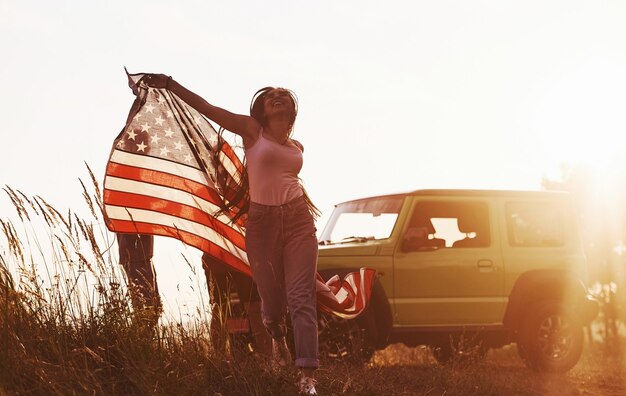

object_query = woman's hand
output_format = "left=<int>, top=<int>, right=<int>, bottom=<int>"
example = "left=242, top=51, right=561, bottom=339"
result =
left=143, top=74, right=171, bottom=89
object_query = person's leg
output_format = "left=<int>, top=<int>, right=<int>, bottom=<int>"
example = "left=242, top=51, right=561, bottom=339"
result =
left=231, top=272, right=272, bottom=357
left=118, top=233, right=161, bottom=327
left=245, top=202, right=293, bottom=367
left=205, top=265, right=231, bottom=355
left=245, top=203, right=288, bottom=341
left=282, top=200, right=319, bottom=370
left=203, top=253, right=256, bottom=357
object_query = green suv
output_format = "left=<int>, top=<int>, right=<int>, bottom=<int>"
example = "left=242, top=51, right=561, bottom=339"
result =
left=316, top=189, right=598, bottom=372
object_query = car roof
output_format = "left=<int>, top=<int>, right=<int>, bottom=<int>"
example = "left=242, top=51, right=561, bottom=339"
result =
left=334, top=189, right=570, bottom=206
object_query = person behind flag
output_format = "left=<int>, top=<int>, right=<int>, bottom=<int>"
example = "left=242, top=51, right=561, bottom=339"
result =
left=117, top=233, right=162, bottom=328
left=117, top=233, right=271, bottom=356
left=201, top=253, right=271, bottom=358
left=145, top=74, right=320, bottom=395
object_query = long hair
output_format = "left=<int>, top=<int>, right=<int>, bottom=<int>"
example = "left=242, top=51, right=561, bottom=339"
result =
left=214, top=87, right=320, bottom=222
left=213, top=127, right=249, bottom=223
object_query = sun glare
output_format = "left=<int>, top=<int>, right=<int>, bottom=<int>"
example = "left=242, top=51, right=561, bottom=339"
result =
left=529, top=58, right=626, bottom=195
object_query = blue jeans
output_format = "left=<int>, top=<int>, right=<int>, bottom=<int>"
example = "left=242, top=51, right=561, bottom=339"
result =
left=245, top=195, right=319, bottom=368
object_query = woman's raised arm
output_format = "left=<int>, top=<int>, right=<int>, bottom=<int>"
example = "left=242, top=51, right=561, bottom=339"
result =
left=144, top=74, right=259, bottom=146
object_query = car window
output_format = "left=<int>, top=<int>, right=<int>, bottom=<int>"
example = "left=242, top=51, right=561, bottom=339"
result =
left=319, top=196, right=404, bottom=244
left=403, top=201, right=491, bottom=251
left=506, top=201, right=565, bottom=247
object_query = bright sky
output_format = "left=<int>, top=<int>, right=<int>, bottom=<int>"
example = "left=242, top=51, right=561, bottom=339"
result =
left=2, top=0, right=626, bottom=315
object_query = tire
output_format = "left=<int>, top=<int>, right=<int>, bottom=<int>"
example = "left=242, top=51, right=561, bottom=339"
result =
left=519, top=302, right=584, bottom=373
left=317, top=310, right=377, bottom=364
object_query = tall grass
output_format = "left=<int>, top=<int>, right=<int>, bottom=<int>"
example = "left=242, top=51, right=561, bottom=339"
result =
left=0, top=167, right=297, bottom=395
left=2, top=167, right=626, bottom=395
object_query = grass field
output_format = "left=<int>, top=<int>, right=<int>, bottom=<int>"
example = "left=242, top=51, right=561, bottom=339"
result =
left=2, top=175, right=625, bottom=395
left=357, top=343, right=626, bottom=396
left=2, top=317, right=624, bottom=396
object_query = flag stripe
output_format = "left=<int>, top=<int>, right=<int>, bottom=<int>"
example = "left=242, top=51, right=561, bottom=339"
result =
left=107, top=218, right=251, bottom=276
left=218, top=148, right=242, bottom=178
left=105, top=205, right=247, bottom=260
left=316, top=268, right=376, bottom=319
left=109, top=150, right=245, bottom=216
left=106, top=163, right=223, bottom=208
left=110, top=149, right=208, bottom=185
left=103, top=190, right=245, bottom=250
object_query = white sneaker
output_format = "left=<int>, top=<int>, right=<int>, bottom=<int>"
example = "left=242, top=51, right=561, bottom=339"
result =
left=299, top=376, right=317, bottom=395
left=271, top=337, right=291, bottom=367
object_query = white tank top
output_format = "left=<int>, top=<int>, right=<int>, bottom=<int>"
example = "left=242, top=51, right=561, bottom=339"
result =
left=245, top=130, right=304, bottom=205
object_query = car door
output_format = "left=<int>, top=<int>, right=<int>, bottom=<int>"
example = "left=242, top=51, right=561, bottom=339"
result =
left=392, top=197, right=506, bottom=326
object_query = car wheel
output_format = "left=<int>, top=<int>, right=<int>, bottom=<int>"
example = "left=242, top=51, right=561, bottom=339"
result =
left=520, top=302, right=584, bottom=373
left=317, top=310, right=377, bottom=363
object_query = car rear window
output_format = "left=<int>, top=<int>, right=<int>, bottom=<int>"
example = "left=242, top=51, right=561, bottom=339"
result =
left=505, top=201, right=565, bottom=247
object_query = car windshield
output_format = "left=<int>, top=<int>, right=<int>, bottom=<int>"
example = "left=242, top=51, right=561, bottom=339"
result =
left=319, top=196, right=404, bottom=244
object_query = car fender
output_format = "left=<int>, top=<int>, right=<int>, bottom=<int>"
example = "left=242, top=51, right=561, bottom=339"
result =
left=504, top=269, right=599, bottom=331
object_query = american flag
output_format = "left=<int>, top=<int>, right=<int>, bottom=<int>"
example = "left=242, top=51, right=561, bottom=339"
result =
left=104, top=71, right=375, bottom=318
left=104, top=72, right=250, bottom=275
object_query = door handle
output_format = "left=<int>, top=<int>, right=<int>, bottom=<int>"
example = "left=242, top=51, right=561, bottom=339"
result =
left=477, top=259, right=493, bottom=268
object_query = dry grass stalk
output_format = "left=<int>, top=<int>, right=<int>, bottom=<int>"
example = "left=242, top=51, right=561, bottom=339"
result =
left=1, top=167, right=626, bottom=395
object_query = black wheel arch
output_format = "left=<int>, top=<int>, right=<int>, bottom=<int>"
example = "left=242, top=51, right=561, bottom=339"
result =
left=504, top=269, right=598, bottom=333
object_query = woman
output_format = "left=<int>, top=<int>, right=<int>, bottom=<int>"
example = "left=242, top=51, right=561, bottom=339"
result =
left=144, top=74, right=319, bottom=395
